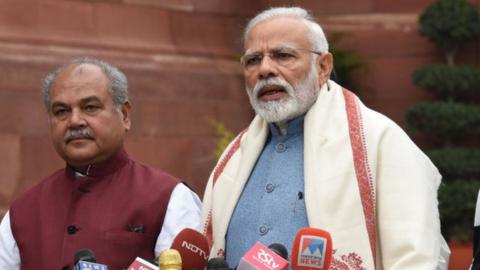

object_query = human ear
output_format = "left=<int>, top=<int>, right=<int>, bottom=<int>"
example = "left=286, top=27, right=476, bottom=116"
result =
left=120, top=101, right=132, bottom=132
left=316, top=52, right=333, bottom=86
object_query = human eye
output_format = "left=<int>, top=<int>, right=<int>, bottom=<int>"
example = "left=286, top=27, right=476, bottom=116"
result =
left=84, top=104, right=100, bottom=113
left=52, top=106, right=70, bottom=119
left=272, top=50, right=295, bottom=62
left=243, top=53, right=263, bottom=67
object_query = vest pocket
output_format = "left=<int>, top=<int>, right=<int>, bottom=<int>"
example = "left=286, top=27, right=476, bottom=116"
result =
left=105, top=229, right=156, bottom=247
left=103, top=229, right=157, bottom=268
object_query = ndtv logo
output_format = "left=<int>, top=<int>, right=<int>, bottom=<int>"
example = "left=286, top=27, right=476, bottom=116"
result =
left=181, top=241, right=208, bottom=260
left=253, top=248, right=280, bottom=270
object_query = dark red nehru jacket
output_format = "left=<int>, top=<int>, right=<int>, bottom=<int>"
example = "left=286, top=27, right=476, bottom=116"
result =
left=10, top=149, right=179, bottom=270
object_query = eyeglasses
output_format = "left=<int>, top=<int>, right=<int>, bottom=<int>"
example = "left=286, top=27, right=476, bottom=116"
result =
left=240, top=47, right=322, bottom=71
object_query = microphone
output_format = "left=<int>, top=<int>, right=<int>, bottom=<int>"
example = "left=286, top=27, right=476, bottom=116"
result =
left=237, top=242, right=289, bottom=270
left=170, top=228, right=210, bottom=270
left=206, top=257, right=232, bottom=270
left=74, top=249, right=96, bottom=265
left=291, top=228, right=333, bottom=270
left=127, top=257, right=159, bottom=270
left=73, top=249, right=109, bottom=270
left=159, top=249, right=182, bottom=270
left=267, top=244, right=288, bottom=260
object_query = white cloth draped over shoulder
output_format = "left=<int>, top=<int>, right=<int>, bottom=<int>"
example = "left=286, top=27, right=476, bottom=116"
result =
left=201, top=80, right=450, bottom=269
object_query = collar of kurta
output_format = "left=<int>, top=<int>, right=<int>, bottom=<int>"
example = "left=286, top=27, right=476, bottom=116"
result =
left=268, top=114, right=305, bottom=137
left=65, top=147, right=129, bottom=179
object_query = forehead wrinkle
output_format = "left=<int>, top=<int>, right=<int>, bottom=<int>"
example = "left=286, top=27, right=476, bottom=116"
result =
left=80, top=95, right=102, bottom=103
left=246, top=17, right=311, bottom=51
left=245, top=43, right=297, bottom=54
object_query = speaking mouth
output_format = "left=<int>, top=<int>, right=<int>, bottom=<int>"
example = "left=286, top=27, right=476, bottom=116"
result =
left=257, top=84, right=287, bottom=99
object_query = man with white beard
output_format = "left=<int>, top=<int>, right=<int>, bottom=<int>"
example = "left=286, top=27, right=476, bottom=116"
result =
left=201, top=7, right=450, bottom=269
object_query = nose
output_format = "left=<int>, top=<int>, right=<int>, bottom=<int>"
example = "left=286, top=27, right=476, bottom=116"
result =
left=257, top=55, right=279, bottom=80
left=68, top=108, right=87, bottom=128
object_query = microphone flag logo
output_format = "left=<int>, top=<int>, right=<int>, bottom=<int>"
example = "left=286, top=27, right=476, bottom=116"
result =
left=75, top=260, right=108, bottom=270
left=297, top=235, right=327, bottom=269
left=127, top=257, right=159, bottom=270
left=239, top=242, right=288, bottom=270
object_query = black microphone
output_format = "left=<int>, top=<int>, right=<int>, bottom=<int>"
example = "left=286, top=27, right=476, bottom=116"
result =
left=73, top=249, right=108, bottom=270
left=268, top=243, right=288, bottom=260
left=74, top=249, right=96, bottom=265
left=206, top=257, right=232, bottom=270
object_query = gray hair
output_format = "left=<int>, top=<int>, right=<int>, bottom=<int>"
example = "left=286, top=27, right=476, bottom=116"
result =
left=42, top=57, right=128, bottom=112
left=244, top=7, right=329, bottom=53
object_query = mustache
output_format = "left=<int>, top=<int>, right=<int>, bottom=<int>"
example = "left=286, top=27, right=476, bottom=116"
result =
left=252, top=77, right=293, bottom=98
left=64, top=128, right=94, bottom=143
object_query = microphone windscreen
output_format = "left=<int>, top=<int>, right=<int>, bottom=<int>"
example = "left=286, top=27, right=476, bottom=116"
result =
left=74, top=248, right=96, bottom=265
left=291, top=228, right=333, bottom=270
left=268, top=243, right=288, bottom=260
left=159, top=249, right=182, bottom=270
left=170, top=228, right=210, bottom=270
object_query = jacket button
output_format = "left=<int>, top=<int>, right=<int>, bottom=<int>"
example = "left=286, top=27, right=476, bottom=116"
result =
left=67, top=225, right=78, bottom=234
left=275, top=143, right=287, bottom=153
left=265, top=183, right=275, bottom=193
left=259, top=225, right=269, bottom=235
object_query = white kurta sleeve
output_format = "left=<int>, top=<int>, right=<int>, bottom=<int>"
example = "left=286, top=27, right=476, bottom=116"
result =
left=0, top=211, right=20, bottom=270
left=154, top=183, right=202, bottom=257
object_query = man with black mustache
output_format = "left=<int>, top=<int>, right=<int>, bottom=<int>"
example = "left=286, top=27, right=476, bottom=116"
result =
left=0, top=58, right=201, bottom=270
left=201, top=7, right=450, bottom=269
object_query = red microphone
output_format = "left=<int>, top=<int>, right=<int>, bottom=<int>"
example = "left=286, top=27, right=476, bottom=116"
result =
left=170, top=228, right=210, bottom=270
left=237, top=242, right=289, bottom=270
left=127, top=257, right=159, bottom=270
left=291, top=228, right=333, bottom=270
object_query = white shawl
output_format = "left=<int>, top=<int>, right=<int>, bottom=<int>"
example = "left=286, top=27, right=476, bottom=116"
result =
left=202, top=81, right=449, bottom=269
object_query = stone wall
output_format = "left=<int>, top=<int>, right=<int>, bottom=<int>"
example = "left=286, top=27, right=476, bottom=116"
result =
left=0, top=0, right=478, bottom=212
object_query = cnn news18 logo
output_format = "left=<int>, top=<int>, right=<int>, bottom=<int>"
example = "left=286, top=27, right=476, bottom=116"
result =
left=297, top=235, right=327, bottom=269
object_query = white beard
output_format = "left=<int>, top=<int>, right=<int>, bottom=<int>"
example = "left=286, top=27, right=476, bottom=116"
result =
left=246, top=64, right=321, bottom=123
